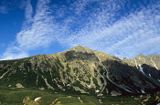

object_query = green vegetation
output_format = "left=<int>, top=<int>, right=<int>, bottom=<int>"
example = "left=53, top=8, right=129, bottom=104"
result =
left=0, top=87, right=145, bottom=105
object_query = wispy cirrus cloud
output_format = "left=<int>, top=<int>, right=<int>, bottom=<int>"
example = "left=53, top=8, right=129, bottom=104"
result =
left=1, top=0, right=160, bottom=60
left=61, top=0, right=160, bottom=58
left=1, top=46, right=29, bottom=60
left=1, top=0, right=56, bottom=59
left=16, top=0, right=56, bottom=50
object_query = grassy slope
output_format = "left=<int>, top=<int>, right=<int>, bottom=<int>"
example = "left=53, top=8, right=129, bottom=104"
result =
left=0, top=87, right=142, bottom=105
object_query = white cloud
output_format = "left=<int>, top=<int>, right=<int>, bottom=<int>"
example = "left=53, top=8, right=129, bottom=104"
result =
left=60, top=0, right=160, bottom=58
left=1, top=0, right=56, bottom=60
left=1, top=46, right=29, bottom=60
left=16, top=0, right=56, bottom=50
left=23, top=0, right=33, bottom=26
left=1, top=0, right=160, bottom=60
left=70, top=0, right=90, bottom=15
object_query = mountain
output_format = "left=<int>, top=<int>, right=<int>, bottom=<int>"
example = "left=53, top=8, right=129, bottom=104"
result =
left=0, top=46, right=160, bottom=97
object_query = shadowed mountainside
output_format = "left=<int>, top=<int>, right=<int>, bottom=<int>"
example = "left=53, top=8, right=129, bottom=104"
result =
left=0, top=46, right=160, bottom=97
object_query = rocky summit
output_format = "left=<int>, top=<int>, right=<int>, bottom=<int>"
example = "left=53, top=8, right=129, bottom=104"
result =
left=0, top=46, right=160, bottom=97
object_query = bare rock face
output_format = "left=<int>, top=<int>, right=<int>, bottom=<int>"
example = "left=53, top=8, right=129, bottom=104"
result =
left=0, top=46, right=160, bottom=95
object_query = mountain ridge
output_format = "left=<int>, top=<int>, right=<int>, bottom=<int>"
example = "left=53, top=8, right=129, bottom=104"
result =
left=0, top=46, right=160, bottom=97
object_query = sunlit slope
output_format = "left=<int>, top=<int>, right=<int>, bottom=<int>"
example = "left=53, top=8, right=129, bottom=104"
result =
left=0, top=46, right=160, bottom=96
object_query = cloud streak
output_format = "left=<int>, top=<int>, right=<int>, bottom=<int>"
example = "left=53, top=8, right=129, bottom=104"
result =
left=61, top=0, right=160, bottom=58
left=1, top=0, right=56, bottom=59
left=1, top=0, right=160, bottom=60
left=17, top=0, right=56, bottom=50
left=1, top=46, right=29, bottom=60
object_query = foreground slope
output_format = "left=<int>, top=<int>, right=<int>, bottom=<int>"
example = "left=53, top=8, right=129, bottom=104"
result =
left=0, top=88, right=144, bottom=105
left=0, top=46, right=160, bottom=97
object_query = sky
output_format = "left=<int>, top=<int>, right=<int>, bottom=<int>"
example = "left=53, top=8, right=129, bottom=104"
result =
left=0, top=0, right=160, bottom=60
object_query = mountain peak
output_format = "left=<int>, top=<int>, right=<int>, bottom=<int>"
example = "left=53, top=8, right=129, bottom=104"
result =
left=0, top=45, right=160, bottom=99
left=69, top=45, right=94, bottom=53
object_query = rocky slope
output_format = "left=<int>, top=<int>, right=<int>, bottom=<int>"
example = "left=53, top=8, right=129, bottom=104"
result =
left=0, top=46, right=160, bottom=96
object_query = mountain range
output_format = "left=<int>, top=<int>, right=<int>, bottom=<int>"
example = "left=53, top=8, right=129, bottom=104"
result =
left=0, top=46, right=160, bottom=97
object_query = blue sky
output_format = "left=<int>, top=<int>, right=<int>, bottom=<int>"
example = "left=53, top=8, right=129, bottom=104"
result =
left=0, top=0, right=160, bottom=60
